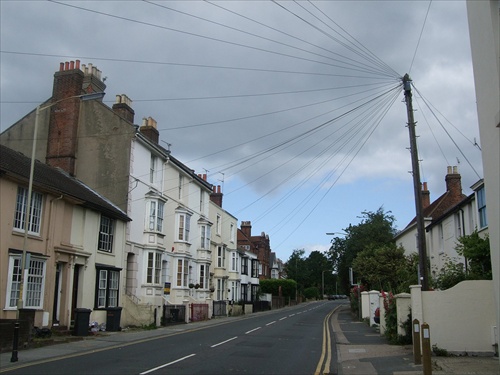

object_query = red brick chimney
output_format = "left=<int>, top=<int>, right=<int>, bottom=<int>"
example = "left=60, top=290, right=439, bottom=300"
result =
left=46, top=61, right=106, bottom=175
left=421, top=182, right=430, bottom=209
left=210, top=185, right=223, bottom=207
left=140, top=117, right=159, bottom=144
left=240, top=221, right=252, bottom=238
left=445, top=166, right=463, bottom=204
left=112, top=94, right=135, bottom=123
left=46, top=61, right=85, bottom=175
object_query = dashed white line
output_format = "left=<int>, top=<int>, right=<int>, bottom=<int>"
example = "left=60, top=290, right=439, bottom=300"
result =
left=289, top=314, right=295, bottom=317
left=140, top=354, right=196, bottom=374
left=245, top=327, right=262, bottom=334
left=211, top=336, right=238, bottom=348
left=279, top=316, right=287, bottom=321
left=266, top=321, right=276, bottom=326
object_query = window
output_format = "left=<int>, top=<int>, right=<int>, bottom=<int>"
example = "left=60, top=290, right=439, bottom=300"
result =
left=200, top=225, right=211, bottom=249
left=150, top=155, right=156, bottom=183
left=251, top=260, right=259, bottom=278
left=177, top=213, right=191, bottom=242
left=231, top=252, right=239, bottom=272
left=98, top=215, right=114, bottom=252
left=230, top=281, right=238, bottom=301
left=178, top=174, right=183, bottom=200
left=95, top=267, right=120, bottom=308
left=6, top=254, right=46, bottom=309
left=241, top=257, right=248, bottom=275
left=241, top=284, right=248, bottom=302
left=477, top=186, right=488, bottom=228
left=14, top=187, right=43, bottom=235
left=199, top=264, right=209, bottom=289
left=217, top=246, right=225, bottom=268
left=216, top=214, right=221, bottom=235
left=146, top=252, right=162, bottom=284
left=176, top=259, right=189, bottom=287
left=148, top=200, right=164, bottom=232
left=216, top=278, right=224, bottom=300
left=230, top=223, right=235, bottom=242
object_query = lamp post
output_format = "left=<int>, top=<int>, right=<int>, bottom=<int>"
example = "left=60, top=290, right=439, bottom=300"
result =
left=11, top=92, right=104, bottom=363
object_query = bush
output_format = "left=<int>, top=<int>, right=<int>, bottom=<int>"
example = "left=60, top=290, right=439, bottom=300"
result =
left=303, top=287, right=320, bottom=299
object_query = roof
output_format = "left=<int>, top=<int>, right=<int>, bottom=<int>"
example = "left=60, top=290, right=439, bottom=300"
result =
left=0, top=144, right=130, bottom=222
left=405, top=190, right=468, bottom=229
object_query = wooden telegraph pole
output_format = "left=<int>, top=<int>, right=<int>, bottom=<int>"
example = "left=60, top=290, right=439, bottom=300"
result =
left=403, top=74, right=429, bottom=291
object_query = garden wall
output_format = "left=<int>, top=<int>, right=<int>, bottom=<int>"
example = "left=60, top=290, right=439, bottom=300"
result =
left=411, top=280, right=496, bottom=355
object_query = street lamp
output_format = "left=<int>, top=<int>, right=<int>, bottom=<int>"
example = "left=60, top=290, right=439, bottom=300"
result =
left=12, top=92, right=104, bottom=362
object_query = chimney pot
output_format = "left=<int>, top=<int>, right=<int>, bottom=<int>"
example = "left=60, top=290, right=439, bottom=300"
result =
left=76, top=60, right=80, bottom=70
left=64, top=61, right=69, bottom=70
left=70, top=61, right=75, bottom=70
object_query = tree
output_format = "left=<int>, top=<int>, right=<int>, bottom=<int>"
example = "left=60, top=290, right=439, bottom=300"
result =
left=328, top=207, right=397, bottom=294
left=352, top=244, right=418, bottom=293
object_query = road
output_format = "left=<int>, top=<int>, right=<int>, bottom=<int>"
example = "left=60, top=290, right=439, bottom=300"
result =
left=4, top=301, right=345, bottom=375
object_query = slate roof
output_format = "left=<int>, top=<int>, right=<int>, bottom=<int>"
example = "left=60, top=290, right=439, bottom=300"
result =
left=405, top=190, right=468, bottom=229
left=0, top=144, right=130, bottom=222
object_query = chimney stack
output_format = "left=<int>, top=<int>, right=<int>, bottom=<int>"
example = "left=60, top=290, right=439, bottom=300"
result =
left=210, top=185, right=223, bottom=207
left=445, top=165, right=462, bottom=201
left=241, top=221, right=252, bottom=238
left=421, top=182, right=430, bottom=209
left=112, top=94, right=135, bottom=123
left=139, top=117, right=159, bottom=144
left=46, top=60, right=86, bottom=175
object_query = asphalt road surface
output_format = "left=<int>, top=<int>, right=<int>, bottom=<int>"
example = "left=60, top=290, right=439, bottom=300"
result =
left=5, top=301, right=344, bottom=375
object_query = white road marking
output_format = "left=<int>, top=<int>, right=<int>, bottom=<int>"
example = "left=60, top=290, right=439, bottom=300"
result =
left=140, top=354, right=196, bottom=374
left=211, top=336, right=238, bottom=348
left=266, top=321, right=276, bottom=326
left=245, top=327, right=262, bottom=334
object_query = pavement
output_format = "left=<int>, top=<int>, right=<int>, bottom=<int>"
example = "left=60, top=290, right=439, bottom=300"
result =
left=333, top=305, right=499, bottom=375
left=0, top=304, right=498, bottom=374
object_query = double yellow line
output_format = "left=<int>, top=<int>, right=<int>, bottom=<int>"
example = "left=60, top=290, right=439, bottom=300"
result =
left=314, top=306, right=340, bottom=375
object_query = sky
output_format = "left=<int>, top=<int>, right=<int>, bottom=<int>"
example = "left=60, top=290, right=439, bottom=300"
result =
left=0, top=1, right=483, bottom=262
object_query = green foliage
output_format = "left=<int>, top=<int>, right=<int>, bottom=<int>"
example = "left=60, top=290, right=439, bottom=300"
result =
left=284, top=249, right=335, bottom=296
left=328, top=207, right=399, bottom=294
left=352, top=244, right=418, bottom=293
left=382, top=291, right=399, bottom=344
left=456, top=231, right=491, bottom=279
left=259, top=279, right=297, bottom=298
left=303, top=287, right=320, bottom=299
left=433, top=231, right=491, bottom=290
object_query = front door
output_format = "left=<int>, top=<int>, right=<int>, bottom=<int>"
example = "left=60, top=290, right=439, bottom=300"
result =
left=70, top=265, right=80, bottom=322
left=52, top=263, right=62, bottom=325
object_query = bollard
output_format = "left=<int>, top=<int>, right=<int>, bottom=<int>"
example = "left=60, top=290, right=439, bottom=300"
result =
left=412, top=319, right=421, bottom=365
left=421, top=322, right=432, bottom=375
left=11, top=321, right=19, bottom=362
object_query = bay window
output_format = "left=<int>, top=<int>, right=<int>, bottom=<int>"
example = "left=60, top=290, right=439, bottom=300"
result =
left=148, top=200, right=165, bottom=232
left=146, top=251, right=162, bottom=285
left=177, top=212, right=191, bottom=242
left=176, top=259, right=189, bottom=287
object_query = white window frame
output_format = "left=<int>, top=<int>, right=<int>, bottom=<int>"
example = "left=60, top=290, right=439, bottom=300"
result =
left=477, top=186, right=488, bottom=229
left=98, top=215, right=114, bottom=253
left=217, top=246, right=225, bottom=268
left=199, top=264, right=209, bottom=289
left=216, top=214, right=221, bottom=235
left=231, top=251, right=239, bottom=272
left=200, top=224, right=211, bottom=250
left=146, top=251, right=162, bottom=285
left=176, top=212, right=191, bottom=242
left=96, top=268, right=120, bottom=308
left=230, top=223, right=235, bottom=243
left=148, top=200, right=165, bottom=232
left=5, top=254, right=47, bottom=309
left=150, top=155, right=156, bottom=184
left=176, top=259, right=189, bottom=287
left=14, top=187, right=43, bottom=235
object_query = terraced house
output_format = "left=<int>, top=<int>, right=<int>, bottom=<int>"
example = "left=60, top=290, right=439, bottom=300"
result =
left=1, top=61, right=263, bottom=329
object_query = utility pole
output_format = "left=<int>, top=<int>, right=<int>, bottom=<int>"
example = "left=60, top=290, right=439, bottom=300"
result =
left=403, top=74, right=429, bottom=291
